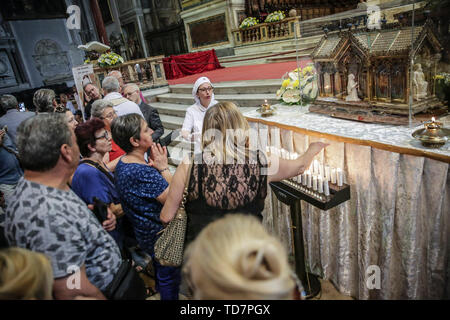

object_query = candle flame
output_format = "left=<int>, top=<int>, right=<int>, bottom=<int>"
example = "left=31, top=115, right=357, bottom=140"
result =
left=264, top=99, right=267, bottom=103
left=432, top=117, right=435, bottom=122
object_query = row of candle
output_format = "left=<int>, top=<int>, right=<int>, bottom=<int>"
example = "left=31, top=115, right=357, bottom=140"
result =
left=267, top=146, right=344, bottom=195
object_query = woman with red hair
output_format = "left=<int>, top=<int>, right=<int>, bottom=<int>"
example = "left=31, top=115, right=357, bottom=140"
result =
left=71, top=118, right=124, bottom=250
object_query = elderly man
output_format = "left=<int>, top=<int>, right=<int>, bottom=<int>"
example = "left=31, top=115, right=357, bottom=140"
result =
left=83, top=83, right=102, bottom=120
left=102, top=76, right=143, bottom=117
left=108, top=70, right=146, bottom=102
left=0, top=94, right=34, bottom=145
left=123, top=83, right=164, bottom=142
left=4, top=113, right=126, bottom=299
left=33, top=88, right=58, bottom=113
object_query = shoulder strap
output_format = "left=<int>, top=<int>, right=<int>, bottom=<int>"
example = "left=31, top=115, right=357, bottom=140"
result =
left=181, top=157, right=194, bottom=209
left=80, top=159, right=115, bottom=184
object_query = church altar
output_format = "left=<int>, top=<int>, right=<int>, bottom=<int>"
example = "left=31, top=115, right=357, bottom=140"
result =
left=244, top=105, right=449, bottom=299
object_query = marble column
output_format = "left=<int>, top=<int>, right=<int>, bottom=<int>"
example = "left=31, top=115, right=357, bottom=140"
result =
left=89, top=0, right=109, bottom=45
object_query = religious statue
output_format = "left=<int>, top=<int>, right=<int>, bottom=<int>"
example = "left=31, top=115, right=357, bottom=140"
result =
left=345, top=73, right=360, bottom=102
left=413, top=63, right=428, bottom=100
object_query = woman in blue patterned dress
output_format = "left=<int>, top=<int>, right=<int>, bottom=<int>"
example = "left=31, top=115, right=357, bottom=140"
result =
left=111, top=113, right=179, bottom=300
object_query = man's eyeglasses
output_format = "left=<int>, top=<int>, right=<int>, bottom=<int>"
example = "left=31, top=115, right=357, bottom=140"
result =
left=198, top=87, right=214, bottom=93
left=124, top=90, right=138, bottom=98
left=101, top=111, right=116, bottom=120
left=95, top=131, right=110, bottom=141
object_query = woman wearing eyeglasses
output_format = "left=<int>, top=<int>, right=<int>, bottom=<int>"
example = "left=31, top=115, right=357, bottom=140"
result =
left=71, top=118, right=123, bottom=250
left=181, top=77, right=218, bottom=146
left=91, top=99, right=125, bottom=162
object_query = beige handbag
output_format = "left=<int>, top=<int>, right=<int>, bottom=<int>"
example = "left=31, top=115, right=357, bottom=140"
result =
left=154, top=160, right=193, bottom=267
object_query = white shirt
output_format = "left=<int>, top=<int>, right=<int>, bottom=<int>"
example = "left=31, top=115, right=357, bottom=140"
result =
left=66, top=101, right=76, bottom=114
left=182, top=103, right=208, bottom=138
left=103, top=92, right=144, bottom=118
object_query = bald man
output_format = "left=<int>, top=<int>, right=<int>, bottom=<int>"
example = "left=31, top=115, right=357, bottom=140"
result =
left=108, top=70, right=146, bottom=103
left=123, top=83, right=164, bottom=142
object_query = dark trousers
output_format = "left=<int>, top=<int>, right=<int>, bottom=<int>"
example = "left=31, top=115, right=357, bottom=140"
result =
left=151, top=253, right=181, bottom=300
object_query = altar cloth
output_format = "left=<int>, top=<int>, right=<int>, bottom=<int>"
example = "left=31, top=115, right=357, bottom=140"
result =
left=244, top=105, right=450, bottom=300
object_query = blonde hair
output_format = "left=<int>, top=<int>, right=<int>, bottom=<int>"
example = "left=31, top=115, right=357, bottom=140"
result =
left=0, top=247, right=54, bottom=300
left=201, top=101, right=250, bottom=163
left=184, top=214, right=295, bottom=300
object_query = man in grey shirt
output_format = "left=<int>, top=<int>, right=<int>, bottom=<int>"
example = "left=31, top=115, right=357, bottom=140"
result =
left=4, top=113, right=121, bottom=299
left=0, top=94, right=34, bottom=145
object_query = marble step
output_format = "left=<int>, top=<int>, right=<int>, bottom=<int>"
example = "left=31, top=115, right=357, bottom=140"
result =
left=151, top=102, right=189, bottom=117
left=169, top=79, right=281, bottom=95
left=265, top=50, right=314, bottom=63
left=157, top=93, right=278, bottom=108
left=159, top=114, right=184, bottom=130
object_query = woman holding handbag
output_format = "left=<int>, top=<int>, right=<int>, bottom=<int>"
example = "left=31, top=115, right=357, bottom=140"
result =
left=111, top=114, right=180, bottom=300
left=71, top=118, right=124, bottom=250
left=160, top=101, right=328, bottom=246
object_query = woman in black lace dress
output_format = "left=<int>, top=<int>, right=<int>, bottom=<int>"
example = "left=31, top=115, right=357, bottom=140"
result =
left=160, top=101, right=327, bottom=244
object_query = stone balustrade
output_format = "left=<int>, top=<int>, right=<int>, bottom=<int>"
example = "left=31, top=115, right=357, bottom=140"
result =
left=94, top=55, right=167, bottom=88
left=232, top=17, right=301, bottom=46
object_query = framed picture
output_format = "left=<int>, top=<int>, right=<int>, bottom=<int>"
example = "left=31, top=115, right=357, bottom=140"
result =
left=98, top=0, right=114, bottom=25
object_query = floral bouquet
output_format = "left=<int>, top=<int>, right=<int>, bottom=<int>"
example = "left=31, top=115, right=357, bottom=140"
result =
left=97, top=51, right=124, bottom=68
left=264, top=11, right=286, bottom=23
left=434, top=72, right=450, bottom=108
left=276, top=64, right=318, bottom=105
left=239, top=17, right=259, bottom=29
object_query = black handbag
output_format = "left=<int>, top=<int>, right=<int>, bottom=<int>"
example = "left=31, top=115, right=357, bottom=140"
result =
left=104, top=259, right=147, bottom=300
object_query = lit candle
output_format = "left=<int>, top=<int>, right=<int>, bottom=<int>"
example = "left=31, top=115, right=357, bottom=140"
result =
left=331, top=168, right=337, bottom=184
left=325, top=165, right=331, bottom=181
left=337, top=168, right=343, bottom=187
left=318, top=176, right=323, bottom=193
left=324, top=179, right=330, bottom=196
left=313, top=175, right=318, bottom=191
left=306, top=170, right=312, bottom=188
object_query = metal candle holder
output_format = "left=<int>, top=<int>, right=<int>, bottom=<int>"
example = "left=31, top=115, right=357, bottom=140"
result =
left=412, top=118, right=449, bottom=148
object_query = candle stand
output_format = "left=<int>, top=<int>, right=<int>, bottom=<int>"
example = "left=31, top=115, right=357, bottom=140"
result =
left=270, top=179, right=350, bottom=299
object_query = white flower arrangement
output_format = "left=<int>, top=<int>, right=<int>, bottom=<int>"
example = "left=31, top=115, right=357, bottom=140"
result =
left=239, top=17, right=259, bottom=29
left=276, top=64, right=318, bottom=105
left=264, top=11, right=286, bottom=23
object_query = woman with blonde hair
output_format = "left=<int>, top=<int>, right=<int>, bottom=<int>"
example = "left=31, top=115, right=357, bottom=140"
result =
left=0, top=247, right=53, bottom=300
left=183, top=214, right=295, bottom=300
left=161, top=101, right=327, bottom=245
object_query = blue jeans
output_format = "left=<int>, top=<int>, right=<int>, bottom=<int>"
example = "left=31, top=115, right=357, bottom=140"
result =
left=151, top=253, right=181, bottom=300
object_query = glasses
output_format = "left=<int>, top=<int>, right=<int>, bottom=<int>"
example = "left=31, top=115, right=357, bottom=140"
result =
left=198, top=87, right=214, bottom=93
left=95, top=131, right=110, bottom=141
left=101, top=110, right=117, bottom=120
left=124, top=90, right=138, bottom=98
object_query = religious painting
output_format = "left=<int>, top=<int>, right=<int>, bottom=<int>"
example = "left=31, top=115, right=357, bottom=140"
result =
left=189, top=14, right=229, bottom=48
left=0, top=0, right=67, bottom=20
left=323, top=73, right=332, bottom=95
left=391, top=63, right=405, bottom=101
left=375, top=64, right=389, bottom=100
left=98, top=0, right=114, bottom=25
left=122, top=22, right=143, bottom=60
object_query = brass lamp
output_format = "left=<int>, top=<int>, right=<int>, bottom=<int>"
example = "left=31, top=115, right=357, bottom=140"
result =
left=412, top=117, right=449, bottom=148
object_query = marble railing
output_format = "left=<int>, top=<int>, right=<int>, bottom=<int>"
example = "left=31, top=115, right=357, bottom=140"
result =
left=232, top=17, right=301, bottom=46
left=94, top=55, right=167, bottom=88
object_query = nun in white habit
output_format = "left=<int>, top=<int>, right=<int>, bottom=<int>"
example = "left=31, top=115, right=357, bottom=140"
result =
left=181, top=76, right=218, bottom=142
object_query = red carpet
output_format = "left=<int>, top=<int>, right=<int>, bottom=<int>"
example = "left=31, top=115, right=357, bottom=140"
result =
left=167, top=60, right=312, bottom=85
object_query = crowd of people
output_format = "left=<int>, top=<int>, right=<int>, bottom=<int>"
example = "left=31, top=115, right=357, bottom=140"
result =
left=0, top=72, right=327, bottom=300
